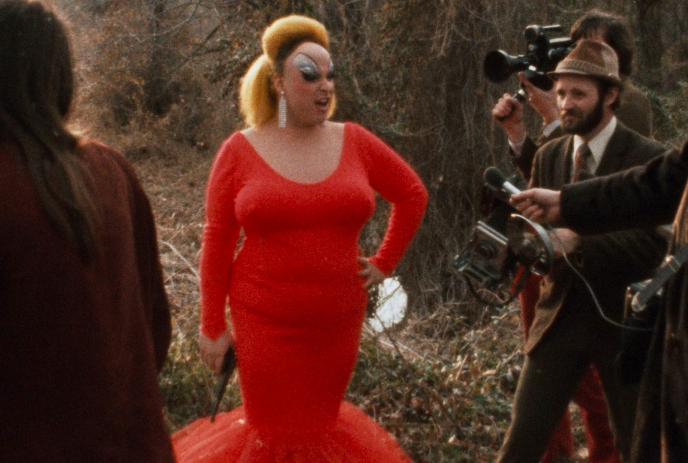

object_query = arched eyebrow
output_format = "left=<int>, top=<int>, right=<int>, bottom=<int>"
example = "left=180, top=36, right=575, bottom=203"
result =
left=293, top=53, right=320, bottom=80
left=293, top=53, right=335, bottom=80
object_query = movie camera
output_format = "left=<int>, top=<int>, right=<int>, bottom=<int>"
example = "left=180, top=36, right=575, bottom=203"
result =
left=453, top=167, right=554, bottom=305
left=484, top=24, right=575, bottom=94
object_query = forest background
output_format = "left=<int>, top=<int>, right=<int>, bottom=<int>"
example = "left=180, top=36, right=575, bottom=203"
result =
left=52, top=0, right=688, bottom=461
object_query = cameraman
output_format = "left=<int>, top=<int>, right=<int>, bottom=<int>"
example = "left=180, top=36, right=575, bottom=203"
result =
left=509, top=145, right=688, bottom=463
left=493, top=10, right=652, bottom=181
left=495, top=40, right=668, bottom=463
left=492, top=11, right=654, bottom=463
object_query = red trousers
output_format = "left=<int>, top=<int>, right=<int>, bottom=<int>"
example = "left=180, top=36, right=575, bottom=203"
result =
left=519, top=276, right=620, bottom=463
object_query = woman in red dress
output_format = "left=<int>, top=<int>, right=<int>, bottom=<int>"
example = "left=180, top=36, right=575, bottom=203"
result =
left=172, top=15, right=428, bottom=462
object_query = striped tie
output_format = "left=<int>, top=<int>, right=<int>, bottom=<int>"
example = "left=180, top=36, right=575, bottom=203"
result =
left=572, top=142, right=591, bottom=183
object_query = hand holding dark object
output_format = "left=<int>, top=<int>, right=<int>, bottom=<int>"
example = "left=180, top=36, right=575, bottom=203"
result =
left=492, top=92, right=527, bottom=138
left=517, top=72, right=559, bottom=126
left=210, top=346, right=237, bottom=422
left=199, top=329, right=233, bottom=375
left=510, top=188, right=562, bottom=223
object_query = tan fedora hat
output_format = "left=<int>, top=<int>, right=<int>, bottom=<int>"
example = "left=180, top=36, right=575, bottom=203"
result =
left=548, top=39, right=621, bottom=86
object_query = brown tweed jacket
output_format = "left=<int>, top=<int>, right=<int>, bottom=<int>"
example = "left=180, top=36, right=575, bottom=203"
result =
left=525, top=121, right=667, bottom=353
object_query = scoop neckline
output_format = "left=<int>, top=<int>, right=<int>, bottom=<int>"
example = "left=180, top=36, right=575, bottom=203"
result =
left=237, top=123, right=348, bottom=186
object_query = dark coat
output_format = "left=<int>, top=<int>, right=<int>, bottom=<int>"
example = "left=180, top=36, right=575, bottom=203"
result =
left=0, top=140, right=174, bottom=462
left=526, top=122, right=668, bottom=353
left=561, top=142, right=688, bottom=463
left=513, top=78, right=653, bottom=182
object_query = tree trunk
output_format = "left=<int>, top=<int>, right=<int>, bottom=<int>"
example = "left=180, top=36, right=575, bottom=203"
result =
left=636, top=0, right=665, bottom=89
left=143, top=0, right=177, bottom=115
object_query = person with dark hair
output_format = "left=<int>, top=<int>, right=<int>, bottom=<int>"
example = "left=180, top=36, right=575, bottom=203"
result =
left=494, top=9, right=653, bottom=181
left=491, top=11, right=655, bottom=462
left=496, top=40, right=668, bottom=462
left=509, top=144, right=688, bottom=463
left=0, top=1, right=174, bottom=461
left=171, top=14, right=427, bottom=462
left=570, top=9, right=635, bottom=78
left=569, top=10, right=652, bottom=136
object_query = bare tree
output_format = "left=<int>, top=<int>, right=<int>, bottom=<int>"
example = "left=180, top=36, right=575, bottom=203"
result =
left=636, top=0, right=665, bottom=89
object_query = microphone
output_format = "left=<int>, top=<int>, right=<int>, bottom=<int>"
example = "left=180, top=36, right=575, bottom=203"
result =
left=484, top=167, right=521, bottom=196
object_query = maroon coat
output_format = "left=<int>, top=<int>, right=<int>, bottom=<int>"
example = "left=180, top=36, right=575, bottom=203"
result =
left=0, top=140, right=174, bottom=462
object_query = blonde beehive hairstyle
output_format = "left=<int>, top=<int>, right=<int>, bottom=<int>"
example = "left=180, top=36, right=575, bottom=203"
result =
left=239, top=15, right=336, bottom=127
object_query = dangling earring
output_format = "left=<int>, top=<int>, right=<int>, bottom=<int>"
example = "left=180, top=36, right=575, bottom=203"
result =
left=278, top=91, right=287, bottom=128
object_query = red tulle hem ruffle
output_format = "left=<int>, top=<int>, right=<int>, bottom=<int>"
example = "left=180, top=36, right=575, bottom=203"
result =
left=172, top=402, right=412, bottom=463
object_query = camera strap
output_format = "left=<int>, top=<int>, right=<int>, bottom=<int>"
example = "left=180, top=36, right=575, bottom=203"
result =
left=632, top=242, right=688, bottom=311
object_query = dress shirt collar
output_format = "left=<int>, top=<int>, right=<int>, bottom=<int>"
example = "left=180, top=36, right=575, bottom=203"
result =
left=572, top=116, right=617, bottom=174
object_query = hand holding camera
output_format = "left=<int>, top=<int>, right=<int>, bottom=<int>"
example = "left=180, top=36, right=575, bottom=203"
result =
left=517, top=73, right=559, bottom=126
left=486, top=24, right=573, bottom=131
left=548, top=228, right=580, bottom=258
left=491, top=92, right=526, bottom=140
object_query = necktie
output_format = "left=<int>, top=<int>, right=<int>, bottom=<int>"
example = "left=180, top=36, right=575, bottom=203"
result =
left=572, top=142, right=592, bottom=183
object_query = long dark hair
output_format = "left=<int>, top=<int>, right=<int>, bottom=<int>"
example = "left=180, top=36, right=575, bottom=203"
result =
left=0, top=1, right=98, bottom=260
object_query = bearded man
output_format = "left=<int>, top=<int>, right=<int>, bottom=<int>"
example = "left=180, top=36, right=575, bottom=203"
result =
left=491, top=12, right=654, bottom=463
left=496, top=40, right=668, bottom=463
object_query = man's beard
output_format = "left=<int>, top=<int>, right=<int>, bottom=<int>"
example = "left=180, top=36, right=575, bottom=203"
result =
left=560, top=96, right=605, bottom=136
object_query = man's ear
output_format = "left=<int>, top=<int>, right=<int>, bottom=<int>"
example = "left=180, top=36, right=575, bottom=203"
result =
left=604, top=85, right=620, bottom=107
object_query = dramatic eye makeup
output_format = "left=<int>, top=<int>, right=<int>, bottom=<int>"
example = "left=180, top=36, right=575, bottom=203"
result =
left=293, top=53, right=335, bottom=82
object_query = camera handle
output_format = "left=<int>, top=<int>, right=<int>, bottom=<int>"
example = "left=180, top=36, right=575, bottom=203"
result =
left=494, top=86, right=527, bottom=122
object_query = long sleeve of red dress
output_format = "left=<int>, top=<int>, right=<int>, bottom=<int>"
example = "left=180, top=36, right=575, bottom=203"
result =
left=198, top=139, right=243, bottom=340
left=352, top=124, right=428, bottom=276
